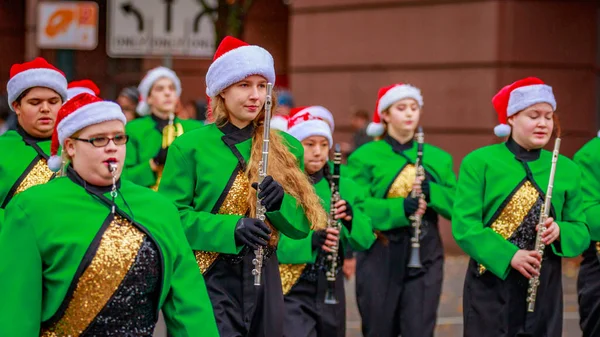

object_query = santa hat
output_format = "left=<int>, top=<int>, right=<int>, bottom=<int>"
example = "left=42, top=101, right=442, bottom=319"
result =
left=289, top=105, right=335, bottom=131
left=270, top=114, right=289, bottom=132
left=67, top=79, right=100, bottom=101
left=47, top=93, right=127, bottom=172
left=136, top=66, right=182, bottom=116
left=205, top=36, right=275, bottom=97
left=7, top=57, right=68, bottom=110
left=366, top=83, right=423, bottom=137
left=492, top=77, right=556, bottom=137
left=287, top=111, right=333, bottom=148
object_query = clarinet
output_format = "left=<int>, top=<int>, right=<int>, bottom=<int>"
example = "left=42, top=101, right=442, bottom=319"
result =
left=408, top=126, right=425, bottom=269
left=252, top=83, right=274, bottom=287
left=324, top=144, right=343, bottom=305
left=527, top=137, right=561, bottom=312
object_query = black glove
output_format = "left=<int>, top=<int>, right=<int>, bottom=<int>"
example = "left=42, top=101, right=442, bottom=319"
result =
left=403, top=196, right=420, bottom=217
left=251, top=176, right=284, bottom=212
left=153, top=147, right=169, bottom=166
left=311, top=230, right=328, bottom=251
left=234, top=218, right=272, bottom=249
left=340, top=200, right=353, bottom=231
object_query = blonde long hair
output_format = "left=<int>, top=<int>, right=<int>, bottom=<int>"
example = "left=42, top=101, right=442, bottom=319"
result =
left=212, top=95, right=327, bottom=231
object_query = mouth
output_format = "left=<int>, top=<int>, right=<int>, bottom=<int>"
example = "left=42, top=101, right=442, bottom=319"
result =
left=38, top=117, right=53, bottom=124
left=103, top=158, right=118, bottom=167
left=533, top=132, right=547, bottom=138
left=245, top=105, right=259, bottom=112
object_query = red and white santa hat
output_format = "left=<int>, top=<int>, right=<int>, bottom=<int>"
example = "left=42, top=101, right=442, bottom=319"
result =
left=492, top=77, right=556, bottom=137
left=366, top=83, right=423, bottom=137
left=289, top=105, right=335, bottom=131
left=7, top=57, right=68, bottom=110
left=47, top=93, right=127, bottom=172
left=287, top=109, right=333, bottom=148
left=270, top=114, right=289, bottom=132
left=67, top=79, right=100, bottom=101
left=136, top=66, right=182, bottom=116
left=205, top=36, right=275, bottom=97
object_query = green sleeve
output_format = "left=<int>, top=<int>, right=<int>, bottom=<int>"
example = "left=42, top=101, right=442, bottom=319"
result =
left=452, top=155, right=518, bottom=280
left=159, top=144, right=243, bottom=254
left=266, top=193, right=311, bottom=239
left=0, top=201, right=42, bottom=336
left=124, top=136, right=156, bottom=187
left=277, top=232, right=318, bottom=264
left=347, top=150, right=411, bottom=231
left=551, top=165, right=590, bottom=257
left=162, top=219, right=219, bottom=337
left=574, top=145, right=600, bottom=241
left=428, top=155, right=456, bottom=220
left=341, top=184, right=376, bottom=251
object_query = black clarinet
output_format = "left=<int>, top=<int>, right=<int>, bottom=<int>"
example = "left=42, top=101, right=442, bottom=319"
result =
left=324, top=144, right=342, bottom=304
left=408, top=126, right=425, bottom=269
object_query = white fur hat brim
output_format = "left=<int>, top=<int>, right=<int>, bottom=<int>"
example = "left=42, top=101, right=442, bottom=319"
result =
left=7, top=68, right=68, bottom=110
left=288, top=119, right=333, bottom=148
left=205, top=45, right=275, bottom=97
left=56, top=101, right=127, bottom=147
left=378, top=84, right=423, bottom=115
left=507, top=84, right=556, bottom=117
left=67, top=87, right=95, bottom=101
left=137, top=67, right=181, bottom=116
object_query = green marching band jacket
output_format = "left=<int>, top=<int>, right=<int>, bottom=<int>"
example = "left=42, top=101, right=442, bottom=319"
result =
left=0, top=128, right=54, bottom=225
left=574, top=137, right=600, bottom=243
left=346, top=138, right=456, bottom=232
left=277, top=173, right=376, bottom=294
left=158, top=123, right=312, bottom=274
left=452, top=141, right=589, bottom=279
left=0, top=172, right=219, bottom=337
left=124, top=115, right=203, bottom=187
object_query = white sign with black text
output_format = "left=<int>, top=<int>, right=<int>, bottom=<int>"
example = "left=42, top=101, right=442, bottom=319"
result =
left=107, top=0, right=217, bottom=58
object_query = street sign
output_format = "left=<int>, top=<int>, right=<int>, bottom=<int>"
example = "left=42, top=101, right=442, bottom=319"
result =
left=37, top=2, right=99, bottom=50
left=107, top=0, right=217, bottom=58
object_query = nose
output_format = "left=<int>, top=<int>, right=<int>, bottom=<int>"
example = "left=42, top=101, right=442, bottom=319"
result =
left=40, top=101, right=50, bottom=113
left=249, top=86, right=260, bottom=100
left=104, top=139, right=118, bottom=152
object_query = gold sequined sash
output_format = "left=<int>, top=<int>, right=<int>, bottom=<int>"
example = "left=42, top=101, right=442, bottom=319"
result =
left=195, top=170, right=251, bottom=274
left=386, top=164, right=416, bottom=199
left=41, top=216, right=146, bottom=336
left=479, top=181, right=540, bottom=274
left=2, top=157, right=54, bottom=208
left=279, top=264, right=307, bottom=295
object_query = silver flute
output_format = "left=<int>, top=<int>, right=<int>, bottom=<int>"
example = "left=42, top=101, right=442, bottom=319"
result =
left=526, top=137, right=561, bottom=312
left=408, top=127, right=425, bottom=269
left=252, top=83, right=274, bottom=286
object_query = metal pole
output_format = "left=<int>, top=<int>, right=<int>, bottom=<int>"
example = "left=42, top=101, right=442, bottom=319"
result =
left=25, top=0, right=39, bottom=60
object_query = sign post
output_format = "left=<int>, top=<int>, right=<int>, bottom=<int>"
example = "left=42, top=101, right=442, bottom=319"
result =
left=108, top=0, right=217, bottom=58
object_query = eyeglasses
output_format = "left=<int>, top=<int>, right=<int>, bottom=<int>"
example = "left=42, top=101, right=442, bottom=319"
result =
left=72, top=134, right=129, bottom=147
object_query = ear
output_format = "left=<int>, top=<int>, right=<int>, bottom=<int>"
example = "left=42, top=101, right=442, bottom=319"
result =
left=64, top=138, right=77, bottom=158
left=11, top=101, right=20, bottom=114
left=507, top=116, right=514, bottom=127
left=381, top=110, right=391, bottom=124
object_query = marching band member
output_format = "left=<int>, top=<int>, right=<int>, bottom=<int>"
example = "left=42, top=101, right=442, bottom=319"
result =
left=117, top=86, right=140, bottom=122
left=574, top=133, right=600, bottom=337
left=124, top=66, right=202, bottom=190
left=278, top=107, right=375, bottom=337
left=347, top=83, right=456, bottom=337
left=158, top=36, right=326, bottom=336
left=0, top=57, right=67, bottom=223
left=66, top=79, right=100, bottom=101
left=452, top=77, right=589, bottom=337
left=0, top=93, right=218, bottom=336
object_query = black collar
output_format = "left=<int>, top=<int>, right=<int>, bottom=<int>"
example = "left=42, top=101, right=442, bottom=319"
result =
left=505, top=137, right=541, bottom=162
left=219, top=122, right=255, bottom=144
left=16, top=124, right=51, bottom=143
left=384, top=134, right=414, bottom=153
left=151, top=113, right=171, bottom=133
left=67, top=166, right=122, bottom=194
left=309, top=168, right=325, bottom=184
